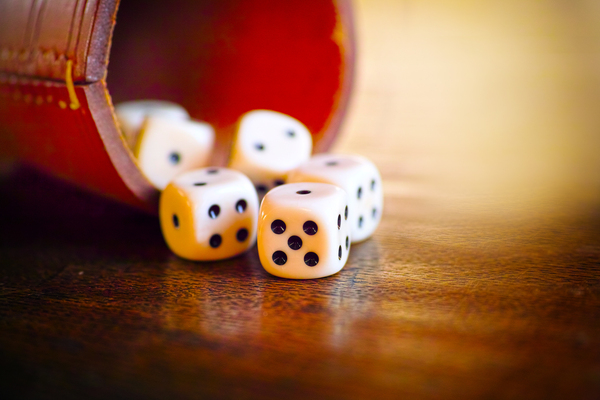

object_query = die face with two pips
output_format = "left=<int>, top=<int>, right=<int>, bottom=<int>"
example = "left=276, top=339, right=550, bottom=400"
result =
left=228, top=110, right=313, bottom=197
left=288, top=154, right=383, bottom=243
left=159, top=168, right=258, bottom=261
left=258, top=183, right=351, bottom=279
left=135, top=116, right=215, bottom=190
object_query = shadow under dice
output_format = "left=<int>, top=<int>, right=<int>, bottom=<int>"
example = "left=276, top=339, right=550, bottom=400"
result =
left=159, top=168, right=258, bottom=261
left=288, top=153, right=383, bottom=243
left=258, top=183, right=350, bottom=279
left=228, top=110, right=313, bottom=197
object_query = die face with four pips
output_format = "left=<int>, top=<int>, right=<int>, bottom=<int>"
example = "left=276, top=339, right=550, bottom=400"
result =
left=258, top=183, right=351, bottom=279
left=135, top=116, right=215, bottom=190
left=228, top=110, right=313, bottom=198
left=288, top=153, right=383, bottom=243
left=159, top=168, right=258, bottom=261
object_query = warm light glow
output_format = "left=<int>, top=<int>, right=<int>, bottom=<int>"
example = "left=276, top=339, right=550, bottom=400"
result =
left=338, top=0, right=600, bottom=215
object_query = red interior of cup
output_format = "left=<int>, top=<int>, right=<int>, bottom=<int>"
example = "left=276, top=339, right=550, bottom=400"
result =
left=0, top=0, right=354, bottom=211
left=108, top=0, right=355, bottom=161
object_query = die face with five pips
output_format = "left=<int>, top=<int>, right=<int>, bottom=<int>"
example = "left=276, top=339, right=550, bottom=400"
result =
left=288, top=153, right=383, bottom=243
left=228, top=110, right=313, bottom=198
left=258, top=183, right=351, bottom=279
left=159, top=168, right=258, bottom=261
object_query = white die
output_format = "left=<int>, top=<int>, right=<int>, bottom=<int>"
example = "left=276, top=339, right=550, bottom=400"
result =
left=115, top=100, right=190, bottom=147
left=159, top=167, right=259, bottom=261
left=228, top=110, right=313, bottom=197
left=288, top=154, right=383, bottom=243
left=258, top=183, right=351, bottom=279
left=134, top=116, right=215, bottom=190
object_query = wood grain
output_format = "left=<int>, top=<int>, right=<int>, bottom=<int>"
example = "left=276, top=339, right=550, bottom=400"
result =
left=2, top=0, right=600, bottom=399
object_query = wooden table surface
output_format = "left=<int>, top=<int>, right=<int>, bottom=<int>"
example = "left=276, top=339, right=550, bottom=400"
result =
left=2, top=1, right=600, bottom=399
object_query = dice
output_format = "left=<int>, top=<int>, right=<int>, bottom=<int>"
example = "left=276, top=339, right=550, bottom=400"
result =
left=228, top=110, right=313, bottom=197
left=257, top=183, right=350, bottom=279
left=115, top=100, right=190, bottom=148
left=134, top=116, right=215, bottom=190
left=159, top=167, right=259, bottom=261
left=288, top=154, right=383, bottom=243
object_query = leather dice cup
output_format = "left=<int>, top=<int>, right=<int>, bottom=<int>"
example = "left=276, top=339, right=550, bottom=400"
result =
left=0, top=0, right=356, bottom=213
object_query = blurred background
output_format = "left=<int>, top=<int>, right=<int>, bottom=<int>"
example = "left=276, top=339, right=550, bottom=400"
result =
left=337, top=0, right=600, bottom=216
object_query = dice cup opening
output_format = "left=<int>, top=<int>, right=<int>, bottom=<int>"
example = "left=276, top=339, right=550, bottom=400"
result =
left=107, top=0, right=355, bottom=165
left=0, top=0, right=354, bottom=212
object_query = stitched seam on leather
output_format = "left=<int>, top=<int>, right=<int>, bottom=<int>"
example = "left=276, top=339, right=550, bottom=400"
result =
left=72, top=0, right=87, bottom=74
left=66, top=0, right=82, bottom=56
left=0, top=48, right=68, bottom=66
left=31, top=0, right=48, bottom=56
left=0, top=73, right=82, bottom=110
left=0, top=71, right=94, bottom=86
left=24, top=0, right=42, bottom=50
left=81, top=0, right=95, bottom=80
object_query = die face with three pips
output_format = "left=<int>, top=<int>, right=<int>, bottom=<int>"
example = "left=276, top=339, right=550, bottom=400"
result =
left=228, top=110, right=313, bottom=197
left=258, top=183, right=351, bottom=279
left=159, top=168, right=258, bottom=261
left=288, top=153, right=383, bottom=243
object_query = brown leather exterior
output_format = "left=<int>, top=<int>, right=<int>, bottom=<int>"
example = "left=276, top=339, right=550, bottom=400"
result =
left=0, top=0, right=116, bottom=82
left=0, top=0, right=154, bottom=211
